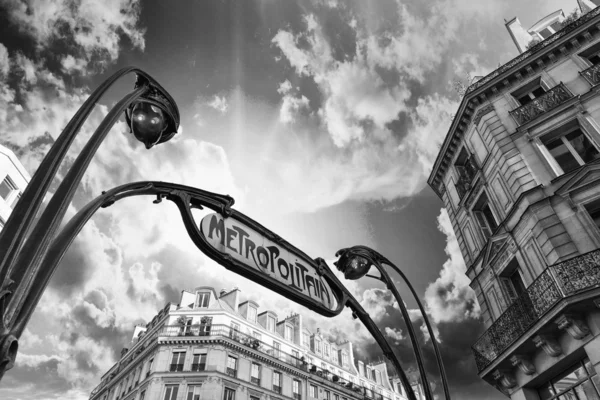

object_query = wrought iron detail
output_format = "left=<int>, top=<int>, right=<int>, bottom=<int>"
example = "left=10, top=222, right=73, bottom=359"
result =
left=455, top=155, right=479, bottom=200
left=466, top=7, right=600, bottom=94
left=508, top=83, right=573, bottom=126
left=472, top=249, right=600, bottom=372
left=580, top=64, right=600, bottom=86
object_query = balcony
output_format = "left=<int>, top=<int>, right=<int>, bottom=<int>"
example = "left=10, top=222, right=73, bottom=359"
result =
left=226, top=367, right=237, bottom=378
left=159, top=324, right=304, bottom=370
left=580, top=64, right=600, bottom=86
left=472, top=249, right=600, bottom=372
left=455, top=155, right=479, bottom=200
left=509, top=83, right=573, bottom=126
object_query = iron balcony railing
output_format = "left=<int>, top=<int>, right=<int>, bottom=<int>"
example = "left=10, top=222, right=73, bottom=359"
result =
left=455, top=155, right=479, bottom=200
left=509, top=83, right=573, bottom=126
left=159, top=324, right=305, bottom=369
left=580, top=64, right=600, bottom=86
left=472, top=249, right=600, bottom=372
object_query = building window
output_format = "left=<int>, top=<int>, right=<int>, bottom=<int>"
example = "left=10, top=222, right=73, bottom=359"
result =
left=223, top=388, right=236, bottom=400
left=199, top=316, right=213, bottom=335
left=187, top=385, right=202, bottom=400
left=375, top=370, right=381, bottom=384
left=538, top=357, right=600, bottom=399
left=332, top=349, right=338, bottom=364
left=579, top=43, right=600, bottom=65
left=139, top=391, right=146, bottom=400
left=302, top=332, right=309, bottom=346
left=315, top=340, right=321, bottom=353
left=197, top=292, right=211, bottom=308
left=324, top=390, right=331, bottom=400
left=250, top=397, right=259, bottom=400
left=0, top=176, right=16, bottom=201
left=472, top=192, right=498, bottom=238
left=585, top=199, right=600, bottom=230
left=227, top=356, right=237, bottom=378
left=170, top=351, right=186, bottom=372
left=324, top=344, right=330, bottom=357
left=273, top=371, right=282, bottom=393
left=285, top=325, right=293, bottom=341
left=163, top=385, right=179, bottom=400
left=341, top=351, right=348, bottom=367
left=251, top=362, right=261, bottom=385
left=500, top=259, right=527, bottom=305
left=191, top=353, right=206, bottom=371
left=293, top=379, right=302, bottom=400
left=334, top=394, right=340, bottom=400
left=310, top=384, right=318, bottom=398
left=358, top=363, right=365, bottom=377
left=512, top=78, right=547, bottom=106
left=248, top=305, right=257, bottom=323
left=267, top=315, right=276, bottom=332
left=542, top=126, right=600, bottom=174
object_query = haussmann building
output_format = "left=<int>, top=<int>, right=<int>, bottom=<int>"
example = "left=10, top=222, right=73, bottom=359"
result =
left=428, top=1, right=600, bottom=399
left=88, top=286, right=424, bottom=400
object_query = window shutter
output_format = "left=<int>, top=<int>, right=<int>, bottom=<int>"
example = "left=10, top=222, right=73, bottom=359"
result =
left=474, top=211, right=492, bottom=237
left=500, top=277, right=518, bottom=304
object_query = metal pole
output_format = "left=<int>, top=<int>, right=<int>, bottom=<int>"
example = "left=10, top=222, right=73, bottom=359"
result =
left=383, top=261, right=451, bottom=399
left=4, top=86, right=148, bottom=329
left=343, top=295, right=419, bottom=400
left=0, top=67, right=180, bottom=380
left=0, top=67, right=140, bottom=287
left=376, top=264, right=433, bottom=400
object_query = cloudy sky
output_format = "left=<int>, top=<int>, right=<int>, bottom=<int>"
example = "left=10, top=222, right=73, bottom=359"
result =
left=0, top=0, right=587, bottom=399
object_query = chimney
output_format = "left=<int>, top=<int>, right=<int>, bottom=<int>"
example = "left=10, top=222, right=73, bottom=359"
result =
left=505, top=17, right=534, bottom=54
left=578, top=0, right=596, bottom=14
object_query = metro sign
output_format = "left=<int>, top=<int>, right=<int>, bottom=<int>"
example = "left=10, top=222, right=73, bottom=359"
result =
left=199, top=212, right=342, bottom=315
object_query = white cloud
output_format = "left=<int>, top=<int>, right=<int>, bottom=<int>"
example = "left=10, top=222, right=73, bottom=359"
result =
left=2, top=0, right=145, bottom=63
left=385, top=326, right=404, bottom=343
left=424, top=209, right=480, bottom=324
left=61, top=55, right=88, bottom=74
left=0, top=43, right=9, bottom=76
left=207, top=95, right=229, bottom=114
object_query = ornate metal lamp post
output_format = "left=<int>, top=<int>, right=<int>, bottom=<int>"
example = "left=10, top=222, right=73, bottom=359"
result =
left=0, top=67, right=180, bottom=379
left=334, top=245, right=451, bottom=400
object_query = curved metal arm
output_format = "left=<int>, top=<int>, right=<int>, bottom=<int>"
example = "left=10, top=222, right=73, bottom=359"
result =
left=5, top=86, right=149, bottom=329
left=13, top=181, right=235, bottom=336
left=320, top=259, right=418, bottom=400
left=335, top=246, right=439, bottom=400
left=382, top=259, right=451, bottom=400
left=6, top=182, right=415, bottom=400
left=0, top=67, right=177, bottom=289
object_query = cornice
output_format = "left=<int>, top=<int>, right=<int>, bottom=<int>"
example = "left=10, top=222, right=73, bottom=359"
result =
left=427, top=8, right=600, bottom=198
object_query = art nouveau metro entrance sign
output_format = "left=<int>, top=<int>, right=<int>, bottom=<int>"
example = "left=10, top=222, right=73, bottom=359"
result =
left=199, top=212, right=342, bottom=315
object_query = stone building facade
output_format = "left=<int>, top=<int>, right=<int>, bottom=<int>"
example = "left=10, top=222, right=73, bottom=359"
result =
left=428, top=2, right=600, bottom=399
left=88, top=287, right=422, bottom=400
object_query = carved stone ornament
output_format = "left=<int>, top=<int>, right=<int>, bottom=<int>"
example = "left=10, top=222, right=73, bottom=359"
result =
left=492, top=369, right=517, bottom=389
left=473, top=105, right=495, bottom=126
left=510, top=354, right=536, bottom=375
left=532, top=334, right=562, bottom=357
left=555, top=314, right=590, bottom=340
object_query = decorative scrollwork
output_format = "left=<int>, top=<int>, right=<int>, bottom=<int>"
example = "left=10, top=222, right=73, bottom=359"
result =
left=509, top=83, right=573, bottom=126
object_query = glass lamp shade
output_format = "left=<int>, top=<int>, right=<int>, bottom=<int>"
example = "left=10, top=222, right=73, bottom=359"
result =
left=129, top=102, right=168, bottom=149
left=335, top=254, right=371, bottom=280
